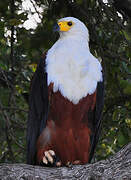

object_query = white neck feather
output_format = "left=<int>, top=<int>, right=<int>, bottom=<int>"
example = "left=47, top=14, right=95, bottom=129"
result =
left=46, top=35, right=103, bottom=104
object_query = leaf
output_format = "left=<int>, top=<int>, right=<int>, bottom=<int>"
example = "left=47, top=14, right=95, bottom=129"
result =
left=29, top=63, right=37, bottom=72
left=0, top=63, right=8, bottom=70
left=121, top=61, right=131, bottom=74
left=117, top=131, right=126, bottom=147
left=123, top=30, right=131, bottom=41
left=124, top=84, right=131, bottom=95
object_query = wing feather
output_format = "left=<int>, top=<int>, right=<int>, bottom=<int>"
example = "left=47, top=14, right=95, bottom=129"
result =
left=88, top=75, right=104, bottom=162
left=27, top=55, right=48, bottom=165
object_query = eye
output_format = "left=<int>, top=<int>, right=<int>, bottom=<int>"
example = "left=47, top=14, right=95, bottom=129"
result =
left=67, top=21, right=73, bottom=26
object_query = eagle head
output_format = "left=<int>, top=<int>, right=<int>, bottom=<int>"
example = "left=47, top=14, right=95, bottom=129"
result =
left=54, top=17, right=89, bottom=41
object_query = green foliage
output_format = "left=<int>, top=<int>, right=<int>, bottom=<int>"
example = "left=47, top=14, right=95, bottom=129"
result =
left=0, top=0, right=131, bottom=163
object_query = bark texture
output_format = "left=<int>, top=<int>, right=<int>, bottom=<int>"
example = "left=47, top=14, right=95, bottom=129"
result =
left=0, top=143, right=131, bottom=180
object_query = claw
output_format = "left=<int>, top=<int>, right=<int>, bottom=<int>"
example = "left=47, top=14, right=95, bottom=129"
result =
left=73, top=160, right=81, bottom=165
left=66, top=161, right=72, bottom=167
left=43, top=156, right=48, bottom=164
left=48, top=150, right=55, bottom=156
left=41, top=149, right=61, bottom=166
left=44, top=151, right=53, bottom=164
left=56, top=161, right=62, bottom=167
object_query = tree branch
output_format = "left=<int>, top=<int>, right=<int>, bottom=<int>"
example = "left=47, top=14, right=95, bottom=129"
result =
left=0, top=143, right=131, bottom=179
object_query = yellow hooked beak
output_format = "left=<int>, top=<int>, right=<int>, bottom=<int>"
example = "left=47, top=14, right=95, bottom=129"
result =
left=58, top=21, right=74, bottom=32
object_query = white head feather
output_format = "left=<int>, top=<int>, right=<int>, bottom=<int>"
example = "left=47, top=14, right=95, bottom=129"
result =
left=46, top=17, right=103, bottom=104
left=58, top=17, right=89, bottom=41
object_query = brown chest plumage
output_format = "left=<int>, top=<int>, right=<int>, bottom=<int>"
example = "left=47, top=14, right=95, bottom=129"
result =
left=37, top=83, right=97, bottom=165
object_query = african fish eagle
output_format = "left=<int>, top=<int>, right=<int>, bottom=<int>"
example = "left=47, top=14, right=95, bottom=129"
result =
left=27, top=17, right=104, bottom=166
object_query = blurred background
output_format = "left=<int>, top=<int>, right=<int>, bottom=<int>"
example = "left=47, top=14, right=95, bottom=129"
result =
left=0, top=0, right=131, bottom=163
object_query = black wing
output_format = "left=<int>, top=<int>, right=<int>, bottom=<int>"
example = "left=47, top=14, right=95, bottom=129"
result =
left=27, top=56, right=48, bottom=165
left=88, top=75, right=104, bottom=162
